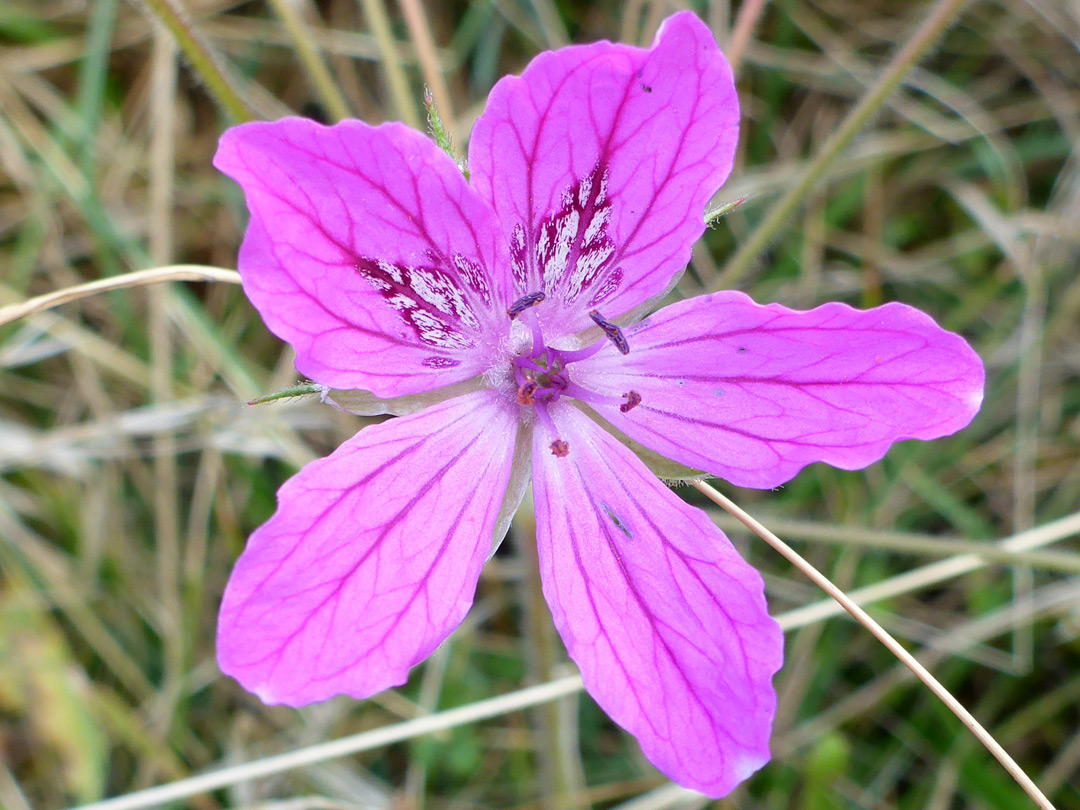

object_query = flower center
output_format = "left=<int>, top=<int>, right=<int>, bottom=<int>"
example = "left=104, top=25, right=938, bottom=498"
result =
left=507, top=292, right=640, bottom=458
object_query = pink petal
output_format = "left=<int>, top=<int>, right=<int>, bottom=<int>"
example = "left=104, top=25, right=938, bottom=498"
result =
left=469, top=12, right=738, bottom=336
left=575, top=291, right=986, bottom=488
left=532, top=403, right=782, bottom=797
left=217, top=391, right=518, bottom=706
left=215, top=119, right=511, bottom=397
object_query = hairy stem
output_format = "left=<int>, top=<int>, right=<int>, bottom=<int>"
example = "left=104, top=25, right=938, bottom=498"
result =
left=135, top=0, right=256, bottom=122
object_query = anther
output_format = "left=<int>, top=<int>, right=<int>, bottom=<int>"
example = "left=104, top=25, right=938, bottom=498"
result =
left=588, top=309, right=630, bottom=355
left=517, top=381, right=537, bottom=406
left=549, top=439, right=570, bottom=457
left=508, top=291, right=546, bottom=319
left=620, top=390, right=642, bottom=413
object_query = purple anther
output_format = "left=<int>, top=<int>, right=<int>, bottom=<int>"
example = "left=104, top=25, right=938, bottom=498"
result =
left=589, top=309, right=630, bottom=355
left=549, top=438, right=570, bottom=457
left=517, top=381, right=538, bottom=406
left=620, top=390, right=642, bottom=413
left=508, top=291, right=546, bottom=319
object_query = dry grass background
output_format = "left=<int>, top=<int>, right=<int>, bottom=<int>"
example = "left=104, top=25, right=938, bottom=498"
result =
left=0, top=0, right=1079, bottom=808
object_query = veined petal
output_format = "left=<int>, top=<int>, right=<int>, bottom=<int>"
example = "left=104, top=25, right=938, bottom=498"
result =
left=215, top=119, right=511, bottom=397
left=469, top=12, right=737, bottom=336
left=532, top=403, right=782, bottom=797
left=217, top=391, right=518, bottom=706
left=575, top=292, right=985, bottom=489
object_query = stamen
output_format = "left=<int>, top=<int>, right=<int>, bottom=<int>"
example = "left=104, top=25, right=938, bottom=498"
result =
left=549, top=439, right=570, bottom=457
left=513, top=363, right=531, bottom=387
left=508, top=291, right=546, bottom=319
left=588, top=309, right=630, bottom=355
left=620, top=390, right=642, bottom=413
left=520, top=308, right=546, bottom=359
left=533, top=402, right=569, bottom=459
left=564, top=382, right=643, bottom=414
left=557, top=340, right=608, bottom=364
left=517, top=381, right=537, bottom=406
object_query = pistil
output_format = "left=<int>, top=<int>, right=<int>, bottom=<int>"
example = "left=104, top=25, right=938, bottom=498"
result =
left=506, top=294, right=642, bottom=457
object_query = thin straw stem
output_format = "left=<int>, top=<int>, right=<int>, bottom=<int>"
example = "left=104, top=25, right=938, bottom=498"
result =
left=0, top=265, right=241, bottom=327
left=690, top=479, right=1056, bottom=810
left=67, top=675, right=586, bottom=810
left=149, top=19, right=184, bottom=738
left=725, top=0, right=769, bottom=74
left=397, top=0, right=456, bottom=140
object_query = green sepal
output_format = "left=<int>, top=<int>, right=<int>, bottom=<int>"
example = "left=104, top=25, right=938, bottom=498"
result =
left=705, top=195, right=747, bottom=224
left=246, top=382, right=324, bottom=406
left=424, top=86, right=469, bottom=179
left=324, top=376, right=484, bottom=417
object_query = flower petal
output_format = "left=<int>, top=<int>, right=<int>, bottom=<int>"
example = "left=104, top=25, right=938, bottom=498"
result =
left=532, top=403, right=782, bottom=797
left=215, top=118, right=511, bottom=397
left=469, top=12, right=737, bottom=335
left=217, top=391, right=518, bottom=706
left=575, top=291, right=986, bottom=488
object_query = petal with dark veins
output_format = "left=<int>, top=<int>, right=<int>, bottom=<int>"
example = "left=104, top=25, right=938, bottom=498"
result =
left=470, top=12, right=738, bottom=336
left=532, top=402, right=782, bottom=797
left=574, top=291, right=985, bottom=489
left=215, top=119, right=512, bottom=396
left=217, top=391, right=518, bottom=705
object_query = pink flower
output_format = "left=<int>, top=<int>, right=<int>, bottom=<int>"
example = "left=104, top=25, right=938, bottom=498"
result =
left=213, top=12, right=983, bottom=797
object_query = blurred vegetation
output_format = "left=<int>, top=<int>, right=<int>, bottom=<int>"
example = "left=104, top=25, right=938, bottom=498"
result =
left=0, top=0, right=1078, bottom=808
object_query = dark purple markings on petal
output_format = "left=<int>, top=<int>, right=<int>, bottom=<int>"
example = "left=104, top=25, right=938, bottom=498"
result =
left=508, top=291, right=546, bottom=319
left=355, top=256, right=481, bottom=350
left=589, top=309, right=631, bottom=355
left=510, top=224, right=530, bottom=291
left=422, top=356, right=462, bottom=369
left=453, top=254, right=492, bottom=306
left=587, top=267, right=623, bottom=308
left=550, top=439, right=570, bottom=457
left=516, top=163, right=622, bottom=307
left=620, top=390, right=642, bottom=413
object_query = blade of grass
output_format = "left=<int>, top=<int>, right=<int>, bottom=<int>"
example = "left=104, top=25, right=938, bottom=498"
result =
left=74, top=0, right=117, bottom=179
left=358, top=0, right=421, bottom=128
left=266, top=0, right=352, bottom=121
left=712, top=0, right=974, bottom=291
left=709, top=512, right=1080, bottom=573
